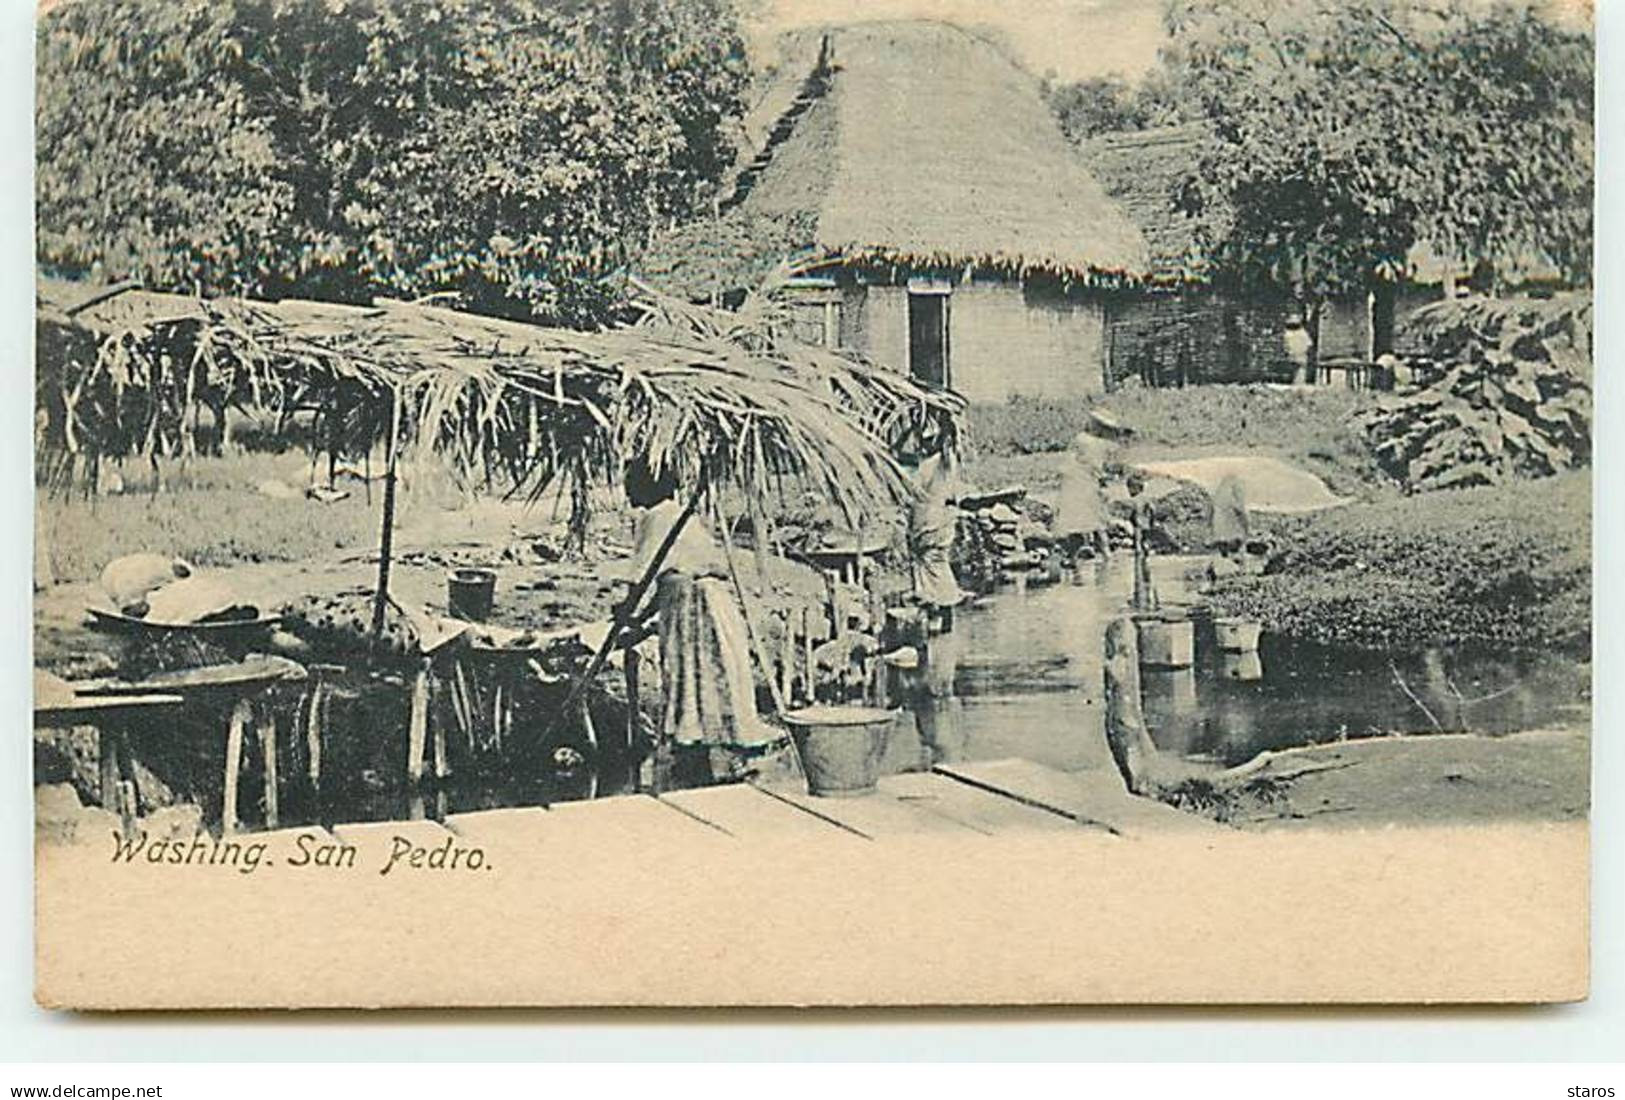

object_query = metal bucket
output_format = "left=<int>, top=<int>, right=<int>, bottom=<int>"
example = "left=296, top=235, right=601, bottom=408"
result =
left=1134, top=612, right=1194, bottom=669
left=447, top=568, right=497, bottom=621
left=782, top=705, right=897, bottom=797
left=1214, top=617, right=1263, bottom=653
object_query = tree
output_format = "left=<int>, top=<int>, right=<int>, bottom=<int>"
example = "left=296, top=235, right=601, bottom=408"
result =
left=1044, top=70, right=1189, bottom=143
left=1166, top=0, right=1592, bottom=325
left=36, top=0, right=750, bottom=324
left=1046, top=75, right=1151, bottom=143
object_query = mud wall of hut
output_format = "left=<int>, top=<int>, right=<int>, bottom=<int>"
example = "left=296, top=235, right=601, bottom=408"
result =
left=947, top=282, right=1107, bottom=403
left=838, top=279, right=1110, bottom=402
left=840, top=283, right=908, bottom=372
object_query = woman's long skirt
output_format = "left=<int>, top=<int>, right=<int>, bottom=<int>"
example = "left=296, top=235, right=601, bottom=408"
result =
left=656, top=573, right=777, bottom=748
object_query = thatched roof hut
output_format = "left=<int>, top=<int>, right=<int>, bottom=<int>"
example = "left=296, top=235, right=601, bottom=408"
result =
left=642, top=21, right=1151, bottom=404
left=648, top=22, right=1148, bottom=297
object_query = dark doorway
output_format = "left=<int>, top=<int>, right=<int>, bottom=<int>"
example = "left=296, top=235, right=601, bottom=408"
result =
left=907, top=291, right=950, bottom=388
left=1371, top=280, right=1397, bottom=356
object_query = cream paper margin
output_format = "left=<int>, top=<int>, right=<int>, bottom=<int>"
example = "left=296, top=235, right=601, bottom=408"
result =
left=35, top=822, right=1587, bottom=1008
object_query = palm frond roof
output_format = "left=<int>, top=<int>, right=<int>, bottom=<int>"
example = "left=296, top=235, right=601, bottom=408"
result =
left=36, top=276, right=963, bottom=529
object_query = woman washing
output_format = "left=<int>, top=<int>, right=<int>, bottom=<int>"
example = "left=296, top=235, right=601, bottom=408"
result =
left=904, top=438, right=967, bottom=631
left=1053, top=426, right=1115, bottom=578
left=622, top=460, right=776, bottom=781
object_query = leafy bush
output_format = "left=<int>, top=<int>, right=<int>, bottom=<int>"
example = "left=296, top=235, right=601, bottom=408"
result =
left=1213, top=471, right=1590, bottom=650
left=1358, top=294, right=1592, bottom=491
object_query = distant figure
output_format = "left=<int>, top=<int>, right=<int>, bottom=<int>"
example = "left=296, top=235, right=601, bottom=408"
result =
left=1054, top=428, right=1114, bottom=574
left=624, top=461, right=774, bottom=774
left=1209, top=473, right=1251, bottom=558
left=904, top=439, right=966, bottom=627
left=1283, top=316, right=1313, bottom=384
left=1126, top=472, right=1159, bottom=611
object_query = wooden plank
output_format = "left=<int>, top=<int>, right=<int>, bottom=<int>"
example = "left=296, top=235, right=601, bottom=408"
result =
left=97, top=727, right=122, bottom=811
left=754, top=780, right=984, bottom=840
left=934, top=758, right=1224, bottom=837
left=544, top=793, right=727, bottom=845
left=257, top=701, right=279, bottom=830
left=443, top=806, right=554, bottom=848
left=222, top=698, right=251, bottom=836
left=661, top=784, right=859, bottom=841
left=877, top=771, right=1093, bottom=835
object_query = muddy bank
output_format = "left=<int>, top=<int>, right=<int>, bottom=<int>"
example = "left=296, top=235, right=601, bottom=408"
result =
left=1225, top=727, right=1589, bottom=830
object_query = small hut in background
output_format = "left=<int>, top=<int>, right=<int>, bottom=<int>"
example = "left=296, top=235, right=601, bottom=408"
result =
left=642, top=21, right=1151, bottom=405
left=1082, top=125, right=1305, bottom=387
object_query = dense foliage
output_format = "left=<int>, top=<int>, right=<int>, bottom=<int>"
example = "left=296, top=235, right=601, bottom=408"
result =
left=1166, top=0, right=1593, bottom=305
left=37, top=0, right=749, bottom=324
left=1357, top=294, right=1592, bottom=490
left=1042, top=70, right=1189, bottom=143
left=1214, top=471, right=1590, bottom=650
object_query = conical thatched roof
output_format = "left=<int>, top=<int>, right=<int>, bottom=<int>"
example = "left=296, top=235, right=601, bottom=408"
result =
left=643, top=21, right=1150, bottom=298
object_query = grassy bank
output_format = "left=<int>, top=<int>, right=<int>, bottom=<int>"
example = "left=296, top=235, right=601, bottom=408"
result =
left=1213, top=471, right=1591, bottom=651
left=39, top=453, right=397, bottom=584
left=962, top=384, right=1384, bottom=496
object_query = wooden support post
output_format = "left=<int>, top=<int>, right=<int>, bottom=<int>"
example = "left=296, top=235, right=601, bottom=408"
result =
left=432, top=679, right=451, bottom=781
left=407, top=658, right=430, bottom=783
left=578, top=695, right=599, bottom=751
left=451, top=660, right=477, bottom=753
left=257, top=698, right=279, bottom=830
left=371, top=386, right=402, bottom=645
left=624, top=646, right=641, bottom=751
left=800, top=604, right=814, bottom=705
left=305, top=668, right=338, bottom=789
left=117, top=779, right=138, bottom=836
left=777, top=610, right=794, bottom=707
left=491, top=681, right=506, bottom=753
left=98, top=726, right=122, bottom=811
left=223, top=697, right=251, bottom=836
left=1104, top=617, right=1162, bottom=796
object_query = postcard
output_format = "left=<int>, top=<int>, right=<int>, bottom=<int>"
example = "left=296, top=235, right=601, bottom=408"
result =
left=32, top=0, right=1592, bottom=1007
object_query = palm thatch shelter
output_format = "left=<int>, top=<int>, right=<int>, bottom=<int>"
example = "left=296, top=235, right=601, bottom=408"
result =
left=36, top=275, right=962, bottom=639
left=641, top=21, right=1151, bottom=404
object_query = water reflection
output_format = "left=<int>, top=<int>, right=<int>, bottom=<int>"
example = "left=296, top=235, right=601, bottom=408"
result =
left=322, top=553, right=1591, bottom=826
left=1140, top=666, right=1200, bottom=755
left=891, top=555, right=1589, bottom=774
left=1217, top=651, right=1263, bottom=682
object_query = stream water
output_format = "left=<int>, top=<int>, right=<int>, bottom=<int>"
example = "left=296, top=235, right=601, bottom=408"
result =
left=882, top=555, right=1590, bottom=775
left=303, top=553, right=1588, bottom=825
